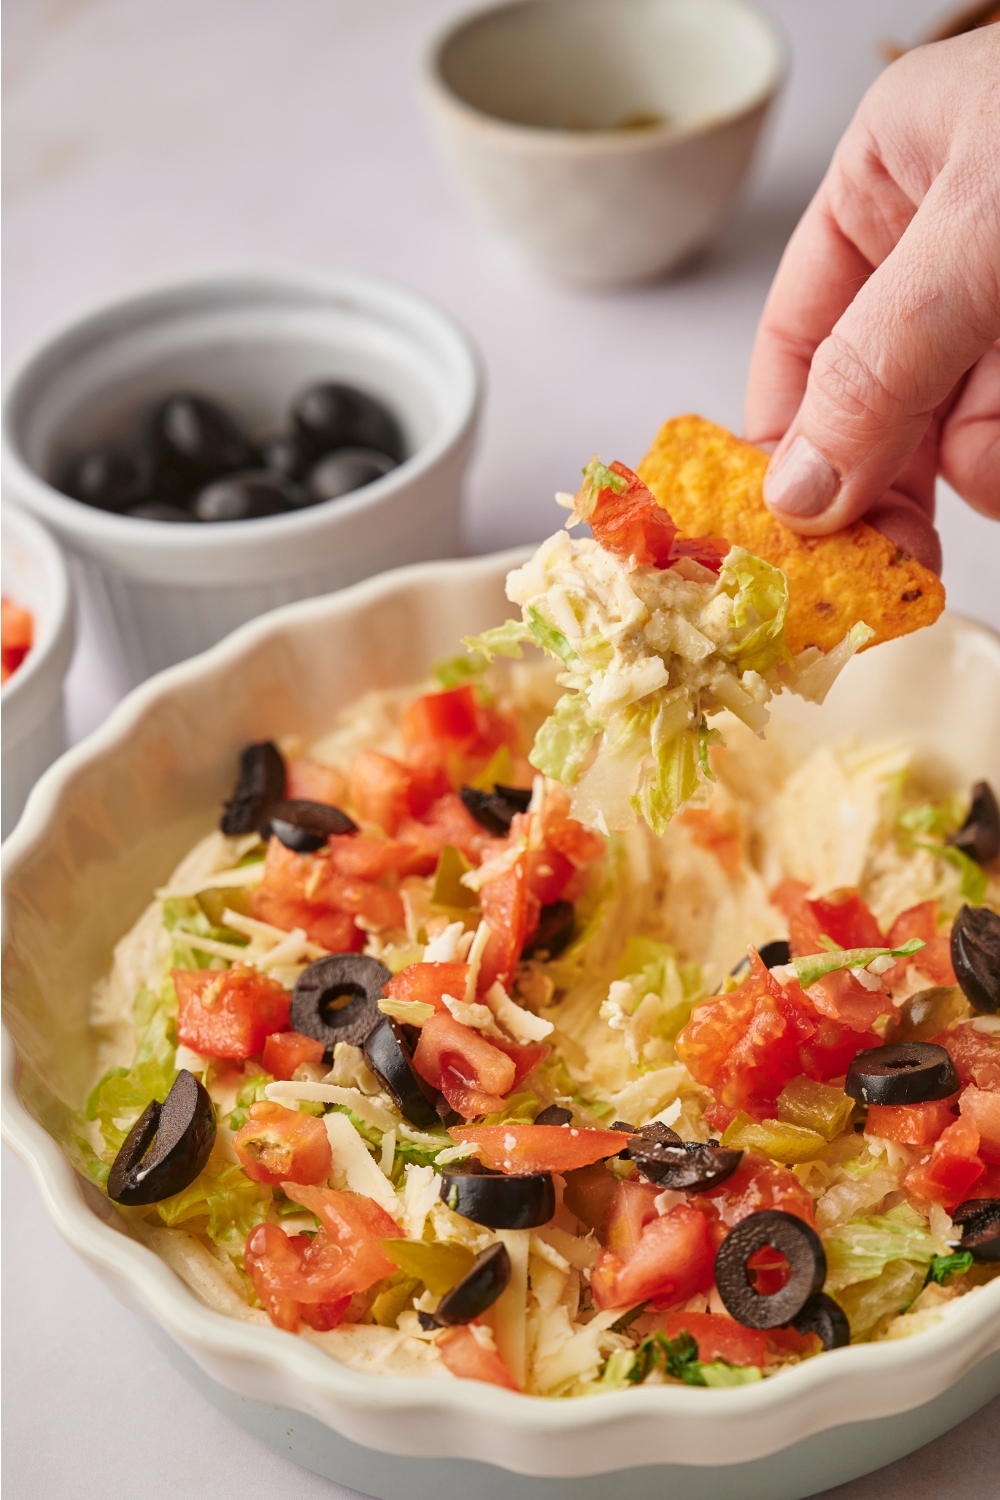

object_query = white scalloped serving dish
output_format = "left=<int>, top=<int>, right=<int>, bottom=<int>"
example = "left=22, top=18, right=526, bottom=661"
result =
left=3, top=551, right=999, bottom=1499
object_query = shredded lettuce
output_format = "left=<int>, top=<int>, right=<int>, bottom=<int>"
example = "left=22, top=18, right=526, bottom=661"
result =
left=526, top=606, right=579, bottom=664
left=631, top=723, right=701, bottom=837
left=927, top=1250, right=973, bottom=1285
left=432, top=653, right=487, bottom=690
left=912, top=840, right=989, bottom=905
left=598, top=1332, right=761, bottom=1389
left=461, top=620, right=535, bottom=662
left=716, top=548, right=791, bottom=675
left=155, top=1156, right=271, bottom=1262
left=792, top=938, right=924, bottom=989
left=823, top=1204, right=937, bottom=1292
left=613, top=936, right=702, bottom=1041
left=162, top=895, right=246, bottom=970
left=87, top=984, right=179, bottom=1159
left=529, top=691, right=604, bottom=785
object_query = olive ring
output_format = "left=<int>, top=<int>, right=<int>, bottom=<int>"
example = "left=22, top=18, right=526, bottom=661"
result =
left=714, top=1210, right=827, bottom=1329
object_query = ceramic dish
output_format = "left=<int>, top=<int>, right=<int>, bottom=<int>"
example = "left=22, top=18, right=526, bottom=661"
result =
left=3, top=552, right=999, bottom=1500
left=1, top=503, right=74, bottom=838
left=424, top=0, right=785, bottom=285
left=1, top=271, right=480, bottom=687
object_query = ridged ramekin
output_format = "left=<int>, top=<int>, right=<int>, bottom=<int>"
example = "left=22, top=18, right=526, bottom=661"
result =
left=1, top=271, right=480, bottom=687
left=2, top=552, right=999, bottom=1498
left=1, top=503, right=74, bottom=837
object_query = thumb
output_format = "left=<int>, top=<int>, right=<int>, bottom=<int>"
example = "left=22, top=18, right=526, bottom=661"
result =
left=763, top=169, right=1000, bottom=532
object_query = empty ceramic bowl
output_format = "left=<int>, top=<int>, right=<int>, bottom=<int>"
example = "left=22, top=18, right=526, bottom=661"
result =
left=424, top=0, right=786, bottom=286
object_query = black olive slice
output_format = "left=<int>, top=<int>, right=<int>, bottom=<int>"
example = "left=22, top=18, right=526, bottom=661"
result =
left=715, top=1210, right=826, bottom=1329
left=522, top=900, right=575, bottom=960
left=264, top=798, right=359, bottom=852
left=534, top=1104, right=573, bottom=1126
left=220, top=741, right=286, bottom=835
left=292, top=954, right=391, bottom=1057
left=440, top=1168, right=555, bottom=1229
left=947, top=781, right=1000, bottom=865
left=610, top=1119, right=636, bottom=1133
left=951, top=905, right=1000, bottom=1015
left=630, top=1139, right=743, bottom=1192
left=363, top=1017, right=439, bottom=1128
left=107, top=1069, right=216, bottom=1206
left=423, top=1243, right=512, bottom=1327
left=952, top=1198, right=1000, bottom=1262
left=845, top=1040, right=960, bottom=1106
left=730, top=939, right=791, bottom=981
left=792, top=1293, right=850, bottom=1349
left=459, top=784, right=532, bottom=837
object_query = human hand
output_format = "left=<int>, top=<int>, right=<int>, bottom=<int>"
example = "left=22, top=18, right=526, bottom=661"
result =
left=744, top=27, right=1000, bottom=574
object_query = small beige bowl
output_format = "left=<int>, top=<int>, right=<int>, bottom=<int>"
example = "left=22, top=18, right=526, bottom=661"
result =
left=424, top=0, right=786, bottom=287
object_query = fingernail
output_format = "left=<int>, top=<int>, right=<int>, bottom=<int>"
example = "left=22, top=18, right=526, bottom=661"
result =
left=764, top=436, right=840, bottom=517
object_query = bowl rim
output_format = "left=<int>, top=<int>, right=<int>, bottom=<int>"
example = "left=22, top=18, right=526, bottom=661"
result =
left=3, top=552, right=999, bottom=1460
left=424, top=0, right=787, bottom=151
left=0, top=268, right=482, bottom=553
left=0, top=501, right=74, bottom=714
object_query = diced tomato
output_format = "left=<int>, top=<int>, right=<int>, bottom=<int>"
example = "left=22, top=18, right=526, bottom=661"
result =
left=591, top=1203, right=715, bottom=1311
left=1, top=596, right=33, bottom=683
left=966, top=1161, right=1000, bottom=1199
left=539, top=786, right=606, bottom=867
left=435, top=1324, right=520, bottom=1390
left=563, top=1161, right=620, bottom=1231
left=662, top=1310, right=767, bottom=1367
left=488, top=1037, right=551, bottom=1089
left=959, top=1085, right=1000, bottom=1164
left=805, top=966, right=896, bottom=1034
left=262, top=1030, right=326, bottom=1080
left=348, top=749, right=414, bottom=835
left=678, top=808, right=744, bottom=877
left=477, top=856, right=530, bottom=995
left=397, top=792, right=494, bottom=874
left=233, top=1100, right=332, bottom=1186
left=585, top=461, right=678, bottom=568
left=704, top=1151, right=817, bottom=1229
left=798, top=1018, right=881, bottom=1082
left=766, top=1324, right=822, bottom=1358
left=325, top=835, right=411, bottom=880
left=526, top=847, right=573, bottom=906
left=382, top=962, right=470, bottom=1014
left=880, top=902, right=956, bottom=990
left=253, top=837, right=405, bottom=937
left=413, top=1012, right=516, bottom=1117
left=174, top=964, right=291, bottom=1059
left=808, top=889, right=884, bottom=950
left=404, top=685, right=480, bottom=748
left=244, top=1222, right=309, bottom=1332
left=449, top=1123, right=627, bottom=1175
left=604, top=1178, right=661, bottom=1258
left=299, top=1293, right=354, bottom=1332
left=257, top=901, right=364, bottom=954
left=910, top=935, right=957, bottom=986
left=675, top=952, right=815, bottom=1108
left=667, top=535, right=730, bottom=573
left=904, top=1116, right=985, bottom=1208
left=885, top=900, right=938, bottom=948
left=866, top=1097, right=958, bottom=1147
left=246, top=1187, right=401, bottom=1332
left=770, top=880, right=825, bottom=957
left=285, top=757, right=345, bottom=806
left=932, top=1024, right=1000, bottom=1091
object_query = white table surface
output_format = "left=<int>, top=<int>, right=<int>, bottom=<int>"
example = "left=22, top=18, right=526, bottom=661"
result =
left=3, top=1, right=999, bottom=1495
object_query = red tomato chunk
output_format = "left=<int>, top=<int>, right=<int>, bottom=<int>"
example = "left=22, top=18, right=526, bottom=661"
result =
left=413, top=1012, right=516, bottom=1118
left=865, top=1098, right=957, bottom=1147
left=959, top=1086, right=1000, bottom=1165
left=262, top=1030, right=325, bottom=1080
left=449, top=1124, right=626, bottom=1175
left=591, top=1201, right=715, bottom=1312
left=662, top=1310, right=767, bottom=1368
left=435, top=1325, right=520, bottom=1390
left=905, top=1117, right=985, bottom=1208
left=174, top=965, right=290, bottom=1059
left=233, top=1101, right=332, bottom=1186
left=382, top=962, right=470, bottom=1013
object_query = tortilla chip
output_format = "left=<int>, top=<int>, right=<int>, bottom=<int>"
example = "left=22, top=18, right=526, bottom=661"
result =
left=637, top=415, right=945, bottom=656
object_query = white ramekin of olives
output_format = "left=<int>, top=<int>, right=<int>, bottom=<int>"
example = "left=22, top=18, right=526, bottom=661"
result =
left=1, top=272, right=480, bottom=685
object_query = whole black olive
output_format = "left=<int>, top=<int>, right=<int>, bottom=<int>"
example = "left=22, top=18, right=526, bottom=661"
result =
left=192, top=470, right=302, bottom=523
left=293, top=382, right=405, bottom=463
left=845, top=1040, right=960, bottom=1106
left=107, top=1069, right=216, bottom=1206
left=306, top=448, right=397, bottom=502
left=792, top=1293, right=850, bottom=1349
left=127, top=500, right=195, bottom=523
left=424, top=1243, right=512, bottom=1327
left=630, top=1138, right=743, bottom=1192
left=264, top=798, right=359, bottom=852
left=292, top=954, right=391, bottom=1057
left=522, top=901, right=575, bottom=960
left=61, top=447, right=149, bottom=512
left=534, top=1104, right=573, bottom=1126
left=952, top=1198, right=1000, bottom=1262
left=149, top=393, right=255, bottom=484
left=440, top=1168, right=556, bottom=1229
left=951, top=905, right=1000, bottom=1015
left=260, top=431, right=314, bottom=483
left=460, top=784, right=533, bottom=837
left=714, top=1210, right=827, bottom=1329
left=730, top=939, right=791, bottom=981
left=364, top=1017, right=439, bottom=1128
left=947, top=782, right=1000, bottom=865
left=220, top=741, right=286, bottom=836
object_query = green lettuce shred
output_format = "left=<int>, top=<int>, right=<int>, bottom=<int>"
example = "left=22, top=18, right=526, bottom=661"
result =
left=912, top=840, right=988, bottom=905
left=461, top=620, right=535, bottom=662
left=793, top=938, right=924, bottom=989
left=716, top=547, right=791, bottom=675
left=526, top=606, right=579, bottom=665
left=87, top=984, right=179, bottom=1159
left=631, top=723, right=701, bottom=837
left=598, top=1332, right=761, bottom=1389
left=155, top=1156, right=272, bottom=1262
left=529, top=691, right=604, bottom=785
left=823, top=1204, right=937, bottom=1292
left=926, top=1250, right=974, bottom=1285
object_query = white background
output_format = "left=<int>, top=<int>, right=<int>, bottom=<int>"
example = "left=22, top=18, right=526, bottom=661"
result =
left=3, top=1, right=999, bottom=1495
